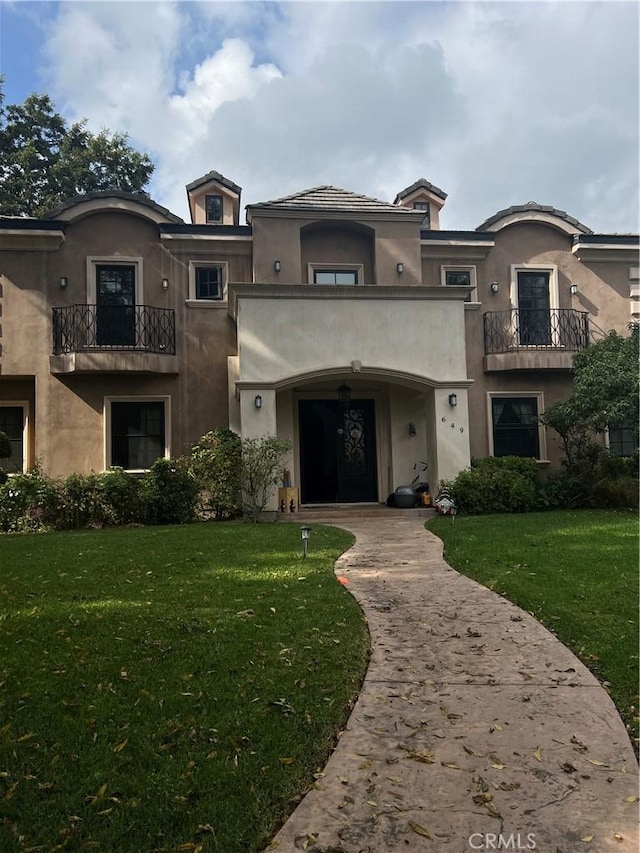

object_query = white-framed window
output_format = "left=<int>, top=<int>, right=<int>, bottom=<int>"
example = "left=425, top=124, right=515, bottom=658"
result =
left=187, top=261, right=228, bottom=303
left=308, top=263, right=364, bottom=285
left=441, top=265, right=477, bottom=302
left=413, top=201, right=430, bottom=228
left=486, top=391, right=547, bottom=461
left=104, top=396, right=170, bottom=472
left=0, top=401, right=29, bottom=474
left=205, top=194, right=223, bottom=223
left=510, top=264, right=559, bottom=346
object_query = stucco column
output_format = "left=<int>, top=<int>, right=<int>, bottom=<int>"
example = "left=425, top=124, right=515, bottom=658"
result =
left=429, top=388, right=471, bottom=487
left=239, top=388, right=277, bottom=440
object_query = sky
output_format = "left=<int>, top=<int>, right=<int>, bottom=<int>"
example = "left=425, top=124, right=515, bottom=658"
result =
left=0, top=0, right=638, bottom=232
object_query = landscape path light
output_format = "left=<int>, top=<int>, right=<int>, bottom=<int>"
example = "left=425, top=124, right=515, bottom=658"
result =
left=300, top=526, right=312, bottom=558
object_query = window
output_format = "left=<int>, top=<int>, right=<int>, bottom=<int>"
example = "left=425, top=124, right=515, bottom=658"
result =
left=441, top=266, right=477, bottom=302
left=608, top=427, right=637, bottom=457
left=313, top=269, right=358, bottom=285
left=96, top=264, right=136, bottom=346
left=205, top=195, right=223, bottom=223
left=0, top=404, right=27, bottom=473
left=107, top=399, right=169, bottom=471
left=195, top=266, right=223, bottom=300
left=188, top=262, right=228, bottom=303
left=413, top=201, right=431, bottom=229
left=490, top=395, right=542, bottom=459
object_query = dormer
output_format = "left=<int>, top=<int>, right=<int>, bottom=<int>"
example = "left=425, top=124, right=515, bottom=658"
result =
left=394, top=178, right=447, bottom=230
left=186, top=170, right=242, bottom=226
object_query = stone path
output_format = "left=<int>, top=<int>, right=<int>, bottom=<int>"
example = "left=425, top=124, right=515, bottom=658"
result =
left=266, top=518, right=638, bottom=853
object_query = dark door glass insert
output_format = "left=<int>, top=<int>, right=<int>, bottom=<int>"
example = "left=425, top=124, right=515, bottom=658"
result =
left=492, top=397, right=539, bottom=458
left=97, top=265, right=136, bottom=346
left=0, top=406, right=24, bottom=473
left=299, top=399, right=377, bottom=503
left=517, top=271, right=551, bottom=345
left=111, top=401, right=165, bottom=469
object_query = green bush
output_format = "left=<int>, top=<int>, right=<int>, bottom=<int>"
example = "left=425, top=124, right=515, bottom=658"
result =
left=0, top=466, right=62, bottom=533
left=188, top=428, right=242, bottom=519
left=593, top=477, right=639, bottom=509
left=444, top=456, right=541, bottom=515
left=97, top=467, right=144, bottom=525
left=140, top=458, right=199, bottom=526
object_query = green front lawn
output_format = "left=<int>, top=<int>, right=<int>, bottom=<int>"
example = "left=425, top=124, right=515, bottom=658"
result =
left=0, top=523, right=368, bottom=852
left=427, top=509, right=639, bottom=743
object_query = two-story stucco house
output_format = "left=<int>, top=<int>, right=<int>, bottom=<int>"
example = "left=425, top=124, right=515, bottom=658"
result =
left=1, top=170, right=637, bottom=507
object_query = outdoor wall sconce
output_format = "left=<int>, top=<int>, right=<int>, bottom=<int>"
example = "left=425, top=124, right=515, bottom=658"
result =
left=59, top=276, right=68, bottom=289
left=337, top=384, right=351, bottom=404
left=274, top=260, right=281, bottom=273
left=161, top=277, right=169, bottom=291
left=254, top=394, right=263, bottom=409
left=408, top=422, right=417, bottom=436
left=300, top=525, right=312, bottom=558
left=396, top=262, right=404, bottom=275
left=490, top=281, right=499, bottom=293
left=448, top=393, right=458, bottom=407
left=570, top=283, right=578, bottom=296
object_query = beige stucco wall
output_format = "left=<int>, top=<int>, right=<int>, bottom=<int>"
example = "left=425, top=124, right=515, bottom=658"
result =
left=0, top=209, right=252, bottom=476
left=234, top=288, right=468, bottom=384
left=251, top=214, right=422, bottom=285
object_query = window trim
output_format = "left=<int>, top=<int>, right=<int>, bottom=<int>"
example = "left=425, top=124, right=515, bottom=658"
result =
left=308, top=263, right=364, bottom=285
left=187, top=261, right=228, bottom=303
left=441, top=265, right=478, bottom=302
left=104, top=396, right=171, bottom=473
left=86, top=256, right=143, bottom=305
left=486, top=391, right=548, bottom=462
left=0, top=401, right=29, bottom=474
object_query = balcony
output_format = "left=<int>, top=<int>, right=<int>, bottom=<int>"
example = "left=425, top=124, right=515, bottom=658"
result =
left=50, top=305, right=178, bottom=374
left=483, top=309, right=589, bottom=372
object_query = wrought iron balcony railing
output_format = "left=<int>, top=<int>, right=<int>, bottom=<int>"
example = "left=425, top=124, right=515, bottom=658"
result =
left=483, top=308, right=589, bottom=355
left=53, top=305, right=176, bottom=355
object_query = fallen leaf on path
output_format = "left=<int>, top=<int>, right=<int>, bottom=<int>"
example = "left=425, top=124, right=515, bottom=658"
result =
left=534, top=746, right=542, bottom=762
left=580, top=835, right=594, bottom=843
left=409, top=822, right=432, bottom=839
left=586, top=759, right=608, bottom=767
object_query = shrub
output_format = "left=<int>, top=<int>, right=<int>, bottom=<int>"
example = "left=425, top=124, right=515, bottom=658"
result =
left=0, top=465, right=62, bottom=533
left=97, top=467, right=144, bottom=525
left=445, top=456, right=541, bottom=515
left=593, top=477, right=639, bottom=509
left=140, top=458, right=199, bottom=526
left=188, top=428, right=242, bottom=519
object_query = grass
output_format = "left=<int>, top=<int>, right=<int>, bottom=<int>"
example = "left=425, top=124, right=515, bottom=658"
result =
left=0, top=522, right=368, bottom=853
left=427, top=508, right=639, bottom=743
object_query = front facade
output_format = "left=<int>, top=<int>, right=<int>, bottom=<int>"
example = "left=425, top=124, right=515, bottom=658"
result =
left=1, top=171, right=637, bottom=506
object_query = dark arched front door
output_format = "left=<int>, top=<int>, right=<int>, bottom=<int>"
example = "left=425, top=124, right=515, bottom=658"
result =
left=299, top=399, right=378, bottom=503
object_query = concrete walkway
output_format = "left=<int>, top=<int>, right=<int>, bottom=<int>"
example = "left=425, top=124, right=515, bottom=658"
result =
left=266, top=518, right=638, bottom=853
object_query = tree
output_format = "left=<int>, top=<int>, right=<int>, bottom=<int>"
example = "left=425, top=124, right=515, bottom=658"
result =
left=240, top=436, right=292, bottom=522
left=0, top=82, right=154, bottom=217
left=541, top=324, right=639, bottom=474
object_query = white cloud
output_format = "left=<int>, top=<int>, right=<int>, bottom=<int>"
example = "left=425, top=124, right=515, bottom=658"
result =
left=41, top=1, right=638, bottom=232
